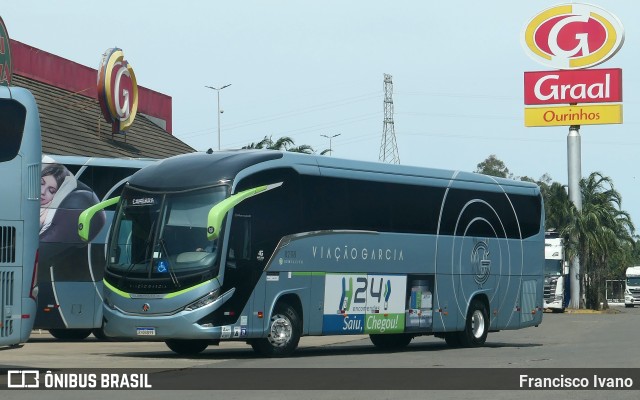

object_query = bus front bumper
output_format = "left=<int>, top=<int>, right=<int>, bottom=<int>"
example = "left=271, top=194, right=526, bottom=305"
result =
left=102, top=288, right=237, bottom=340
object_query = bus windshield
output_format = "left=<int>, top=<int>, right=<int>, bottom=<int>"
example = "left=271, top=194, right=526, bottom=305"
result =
left=544, top=259, right=562, bottom=276
left=106, top=185, right=228, bottom=293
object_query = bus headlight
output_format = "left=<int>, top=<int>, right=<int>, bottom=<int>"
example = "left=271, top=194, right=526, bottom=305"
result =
left=184, top=289, right=220, bottom=312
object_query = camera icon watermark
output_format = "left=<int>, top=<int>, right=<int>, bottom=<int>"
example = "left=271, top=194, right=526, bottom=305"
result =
left=7, top=370, right=40, bottom=388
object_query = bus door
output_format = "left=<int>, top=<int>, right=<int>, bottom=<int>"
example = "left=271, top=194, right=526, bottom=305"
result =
left=218, top=213, right=263, bottom=336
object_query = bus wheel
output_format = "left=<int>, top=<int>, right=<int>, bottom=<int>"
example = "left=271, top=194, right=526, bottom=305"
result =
left=48, top=329, right=92, bottom=341
left=92, top=328, right=109, bottom=341
left=251, top=303, right=301, bottom=357
left=369, top=333, right=412, bottom=349
left=443, top=332, right=462, bottom=348
left=458, top=298, right=488, bottom=347
left=165, top=339, right=208, bottom=355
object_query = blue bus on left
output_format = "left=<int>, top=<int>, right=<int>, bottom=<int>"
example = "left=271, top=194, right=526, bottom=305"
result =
left=0, top=85, right=41, bottom=349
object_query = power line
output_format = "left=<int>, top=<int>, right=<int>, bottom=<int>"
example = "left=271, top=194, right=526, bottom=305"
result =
left=176, top=90, right=381, bottom=140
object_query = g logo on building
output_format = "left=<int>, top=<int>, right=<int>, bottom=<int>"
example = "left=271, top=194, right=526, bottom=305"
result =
left=521, top=3, right=624, bottom=70
left=0, top=16, right=12, bottom=86
left=471, top=241, right=491, bottom=287
left=97, top=48, right=138, bottom=131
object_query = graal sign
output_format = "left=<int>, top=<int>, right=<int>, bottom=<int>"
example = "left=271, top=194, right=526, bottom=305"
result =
left=521, top=3, right=624, bottom=70
left=522, top=3, right=624, bottom=127
left=97, top=48, right=138, bottom=132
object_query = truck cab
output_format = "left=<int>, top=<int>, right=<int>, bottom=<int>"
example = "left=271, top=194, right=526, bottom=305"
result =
left=544, top=231, right=566, bottom=312
left=625, top=266, right=640, bottom=308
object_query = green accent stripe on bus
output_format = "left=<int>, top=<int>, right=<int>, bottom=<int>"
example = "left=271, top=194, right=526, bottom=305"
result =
left=103, top=279, right=131, bottom=298
left=291, top=272, right=326, bottom=276
left=164, top=279, right=216, bottom=299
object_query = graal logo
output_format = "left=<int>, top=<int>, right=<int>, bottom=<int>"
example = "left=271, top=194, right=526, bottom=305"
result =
left=471, top=240, right=491, bottom=287
left=8, top=370, right=40, bottom=388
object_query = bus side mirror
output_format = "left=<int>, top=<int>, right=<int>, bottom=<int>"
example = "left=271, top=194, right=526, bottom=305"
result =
left=206, top=182, right=282, bottom=241
left=78, top=196, right=120, bottom=242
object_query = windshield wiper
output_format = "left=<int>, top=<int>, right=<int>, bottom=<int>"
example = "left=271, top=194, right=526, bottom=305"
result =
left=159, top=238, right=180, bottom=289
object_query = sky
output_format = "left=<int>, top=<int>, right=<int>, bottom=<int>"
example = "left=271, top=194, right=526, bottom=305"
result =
left=2, top=0, right=640, bottom=229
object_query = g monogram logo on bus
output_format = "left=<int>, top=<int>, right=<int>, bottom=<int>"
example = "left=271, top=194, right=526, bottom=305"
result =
left=142, top=303, right=150, bottom=312
left=471, top=241, right=491, bottom=287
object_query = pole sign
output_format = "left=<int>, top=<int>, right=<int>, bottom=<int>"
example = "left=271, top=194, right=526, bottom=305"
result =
left=97, top=48, right=138, bottom=133
left=521, top=3, right=624, bottom=127
left=0, top=16, right=11, bottom=86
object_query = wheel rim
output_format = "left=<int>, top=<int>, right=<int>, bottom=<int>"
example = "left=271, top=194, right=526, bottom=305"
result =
left=268, top=314, right=292, bottom=347
left=471, top=309, right=485, bottom=339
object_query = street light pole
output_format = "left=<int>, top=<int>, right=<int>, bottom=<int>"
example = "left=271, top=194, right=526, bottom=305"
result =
left=205, top=84, right=232, bottom=150
left=321, top=133, right=341, bottom=156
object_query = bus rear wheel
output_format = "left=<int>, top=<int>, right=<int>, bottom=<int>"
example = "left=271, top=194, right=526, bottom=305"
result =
left=49, top=329, right=92, bottom=341
left=165, top=339, right=209, bottom=355
left=251, top=303, right=301, bottom=357
left=369, top=333, right=412, bottom=350
left=458, top=298, right=489, bottom=347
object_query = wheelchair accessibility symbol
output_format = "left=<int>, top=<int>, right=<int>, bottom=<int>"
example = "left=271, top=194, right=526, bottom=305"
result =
left=156, top=260, right=168, bottom=273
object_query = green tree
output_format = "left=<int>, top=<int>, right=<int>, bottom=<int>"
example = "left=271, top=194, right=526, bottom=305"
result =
left=561, top=172, right=635, bottom=309
left=475, top=154, right=511, bottom=178
left=543, top=182, right=572, bottom=232
left=242, top=135, right=328, bottom=155
left=518, top=173, right=571, bottom=232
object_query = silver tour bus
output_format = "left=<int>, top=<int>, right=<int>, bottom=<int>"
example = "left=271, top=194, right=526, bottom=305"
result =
left=0, top=86, right=41, bottom=349
left=37, top=155, right=156, bottom=340
left=80, top=150, right=545, bottom=356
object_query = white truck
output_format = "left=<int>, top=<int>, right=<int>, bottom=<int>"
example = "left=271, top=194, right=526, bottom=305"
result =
left=544, top=232, right=566, bottom=312
left=625, top=266, right=640, bottom=308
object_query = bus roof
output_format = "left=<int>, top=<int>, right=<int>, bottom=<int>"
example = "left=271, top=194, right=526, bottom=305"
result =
left=45, top=154, right=158, bottom=169
left=124, top=150, right=540, bottom=193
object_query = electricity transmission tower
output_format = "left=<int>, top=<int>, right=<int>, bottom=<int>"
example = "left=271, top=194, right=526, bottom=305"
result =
left=379, top=73, right=400, bottom=164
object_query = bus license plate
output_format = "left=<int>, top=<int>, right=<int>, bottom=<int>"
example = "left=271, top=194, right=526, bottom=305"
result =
left=136, top=327, right=156, bottom=336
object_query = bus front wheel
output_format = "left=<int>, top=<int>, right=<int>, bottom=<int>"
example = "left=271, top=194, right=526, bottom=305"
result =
left=49, top=329, right=92, bottom=341
left=458, top=298, right=489, bottom=347
left=92, top=327, right=109, bottom=341
left=165, top=339, right=208, bottom=355
left=251, top=303, right=301, bottom=357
